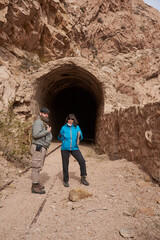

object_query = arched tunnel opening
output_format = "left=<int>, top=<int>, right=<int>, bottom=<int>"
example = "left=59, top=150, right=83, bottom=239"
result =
left=52, top=86, right=97, bottom=139
left=35, top=64, right=104, bottom=142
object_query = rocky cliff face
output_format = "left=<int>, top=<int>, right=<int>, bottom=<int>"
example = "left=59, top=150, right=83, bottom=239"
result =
left=0, top=0, right=160, bottom=111
left=0, top=0, right=160, bottom=181
left=1, top=0, right=160, bottom=59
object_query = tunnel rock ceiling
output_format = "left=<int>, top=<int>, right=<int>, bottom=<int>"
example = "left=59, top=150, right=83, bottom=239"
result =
left=31, top=57, right=113, bottom=141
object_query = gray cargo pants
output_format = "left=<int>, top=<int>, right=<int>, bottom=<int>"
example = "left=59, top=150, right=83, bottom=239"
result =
left=30, top=144, right=47, bottom=184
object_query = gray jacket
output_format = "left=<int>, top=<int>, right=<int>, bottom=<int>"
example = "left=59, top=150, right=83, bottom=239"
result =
left=32, top=116, right=52, bottom=149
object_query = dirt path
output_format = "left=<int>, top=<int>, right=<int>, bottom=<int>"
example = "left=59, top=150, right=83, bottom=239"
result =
left=0, top=142, right=160, bottom=240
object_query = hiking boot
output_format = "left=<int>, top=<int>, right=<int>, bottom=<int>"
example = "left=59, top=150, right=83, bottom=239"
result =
left=38, top=183, right=45, bottom=190
left=31, top=183, right=45, bottom=194
left=63, top=181, right=69, bottom=187
left=81, top=176, right=89, bottom=186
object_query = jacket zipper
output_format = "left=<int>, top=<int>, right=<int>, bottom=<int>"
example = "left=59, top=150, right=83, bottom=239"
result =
left=70, top=126, right=72, bottom=150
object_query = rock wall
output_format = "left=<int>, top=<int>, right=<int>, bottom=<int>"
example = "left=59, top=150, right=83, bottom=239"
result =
left=96, top=102, right=160, bottom=182
left=66, top=0, right=160, bottom=61
left=1, top=0, right=160, bottom=62
left=0, top=0, right=160, bottom=112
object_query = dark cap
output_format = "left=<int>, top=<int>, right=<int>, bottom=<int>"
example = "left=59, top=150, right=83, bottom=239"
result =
left=40, top=107, right=50, bottom=114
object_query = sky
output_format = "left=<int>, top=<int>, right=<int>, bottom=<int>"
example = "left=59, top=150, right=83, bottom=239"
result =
left=143, top=0, right=160, bottom=11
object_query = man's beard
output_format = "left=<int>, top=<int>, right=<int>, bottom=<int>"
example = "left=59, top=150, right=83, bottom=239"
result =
left=40, top=115, right=49, bottom=123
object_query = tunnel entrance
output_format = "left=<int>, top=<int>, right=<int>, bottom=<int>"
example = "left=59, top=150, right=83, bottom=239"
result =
left=52, top=86, right=97, bottom=140
left=35, top=62, right=104, bottom=142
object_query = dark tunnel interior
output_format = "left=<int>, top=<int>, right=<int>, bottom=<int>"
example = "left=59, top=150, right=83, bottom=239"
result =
left=50, top=86, right=97, bottom=140
left=36, top=65, right=103, bottom=142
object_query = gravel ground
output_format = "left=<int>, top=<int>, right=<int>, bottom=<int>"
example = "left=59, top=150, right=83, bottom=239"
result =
left=0, top=141, right=160, bottom=240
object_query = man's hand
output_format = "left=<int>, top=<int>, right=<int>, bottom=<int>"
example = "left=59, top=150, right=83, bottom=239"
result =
left=47, top=125, right=52, bottom=132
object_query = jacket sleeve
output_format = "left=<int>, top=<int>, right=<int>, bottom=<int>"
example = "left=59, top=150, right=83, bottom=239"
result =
left=46, top=132, right=53, bottom=144
left=58, top=127, right=64, bottom=141
left=32, top=120, right=49, bottom=139
left=78, top=126, right=83, bottom=141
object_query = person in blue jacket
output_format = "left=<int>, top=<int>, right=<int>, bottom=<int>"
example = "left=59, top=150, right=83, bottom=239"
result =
left=58, top=113, right=89, bottom=187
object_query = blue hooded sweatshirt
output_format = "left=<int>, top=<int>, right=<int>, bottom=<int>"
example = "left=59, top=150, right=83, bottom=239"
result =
left=58, top=124, right=83, bottom=150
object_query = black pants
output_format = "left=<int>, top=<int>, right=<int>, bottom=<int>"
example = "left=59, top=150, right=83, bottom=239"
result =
left=61, top=149, right=87, bottom=182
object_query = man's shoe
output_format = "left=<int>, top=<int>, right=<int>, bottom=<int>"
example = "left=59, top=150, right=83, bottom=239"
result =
left=31, top=183, right=45, bottom=194
left=81, top=177, right=89, bottom=186
left=63, top=181, right=69, bottom=187
left=38, top=183, right=45, bottom=190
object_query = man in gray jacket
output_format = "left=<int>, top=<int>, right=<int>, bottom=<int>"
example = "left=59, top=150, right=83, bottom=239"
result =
left=31, top=108, right=52, bottom=194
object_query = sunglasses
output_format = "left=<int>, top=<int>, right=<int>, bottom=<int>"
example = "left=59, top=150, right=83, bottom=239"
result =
left=68, top=118, right=74, bottom=120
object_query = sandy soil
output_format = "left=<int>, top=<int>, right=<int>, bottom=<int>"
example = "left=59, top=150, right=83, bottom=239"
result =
left=0, top=141, right=160, bottom=240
